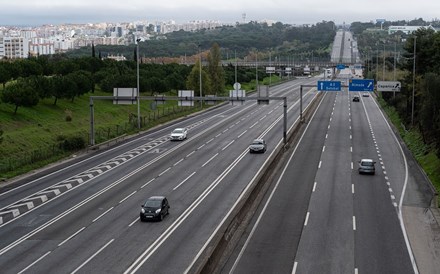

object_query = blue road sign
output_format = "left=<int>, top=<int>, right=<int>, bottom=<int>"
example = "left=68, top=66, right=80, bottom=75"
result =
left=349, top=79, right=374, bottom=92
left=318, top=81, right=341, bottom=91
left=336, top=64, right=346, bottom=70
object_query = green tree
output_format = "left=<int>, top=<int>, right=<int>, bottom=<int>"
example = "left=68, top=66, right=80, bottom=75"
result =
left=0, top=62, right=11, bottom=89
left=1, top=78, right=39, bottom=114
left=186, top=60, right=211, bottom=96
left=207, top=43, right=225, bottom=95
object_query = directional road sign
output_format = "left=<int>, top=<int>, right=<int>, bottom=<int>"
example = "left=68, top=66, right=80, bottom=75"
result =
left=318, top=81, right=341, bottom=91
left=377, top=81, right=401, bottom=92
left=336, top=64, right=346, bottom=70
left=349, top=79, right=374, bottom=92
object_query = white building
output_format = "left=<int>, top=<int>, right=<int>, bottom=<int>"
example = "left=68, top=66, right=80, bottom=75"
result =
left=388, top=25, right=436, bottom=35
left=0, top=36, right=29, bottom=59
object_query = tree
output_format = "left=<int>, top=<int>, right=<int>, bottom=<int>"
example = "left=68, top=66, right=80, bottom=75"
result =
left=207, top=43, right=225, bottom=95
left=92, top=42, right=96, bottom=58
left=1, top=78, right=39, bottom=114
left=186, top=60, right=211, bottom=96
left=0, top=62, right=11, bottom=89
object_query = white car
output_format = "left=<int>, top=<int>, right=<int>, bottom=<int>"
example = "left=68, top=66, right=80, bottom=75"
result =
left=170, top=128, right=187, bottom=141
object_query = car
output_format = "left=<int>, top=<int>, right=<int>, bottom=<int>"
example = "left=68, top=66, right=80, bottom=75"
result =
left=249, top=139, right=267, bottom=153
left=362, top=92, right=370, bottom=97
left=358, top=159, right=376, bottom=175
left=170, top=128, right=187, bottom=141
left=140, top=196, right=170, bottom=221
left=352, top=95, right=360, bottom=102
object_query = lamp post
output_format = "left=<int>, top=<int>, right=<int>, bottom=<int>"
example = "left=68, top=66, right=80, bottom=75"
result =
left=136, top=38, right=141, bottom=129
left=411, top=36, right=417, bottom=127
left=199, top=44, right=202, bottom=108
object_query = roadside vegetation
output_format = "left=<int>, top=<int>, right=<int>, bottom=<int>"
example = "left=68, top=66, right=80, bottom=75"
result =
left=0, top=21, right=334, bottom=180
left=352, top=18, right=440, bottom=205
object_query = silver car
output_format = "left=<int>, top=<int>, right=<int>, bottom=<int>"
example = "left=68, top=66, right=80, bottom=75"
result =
left=170, top=128, right=187, bottom=141
left=249, top=139, right=267, bottom=153
left=358, top=159, right=376, bottom=174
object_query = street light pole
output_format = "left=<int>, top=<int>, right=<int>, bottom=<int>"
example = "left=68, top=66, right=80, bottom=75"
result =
left=199, top=45, right=202, bottom=108
left=136, top=38, right=141, bottom=129
left=411, top=36, right=417, bottom=127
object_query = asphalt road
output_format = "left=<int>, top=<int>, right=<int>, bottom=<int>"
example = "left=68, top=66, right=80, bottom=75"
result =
left=222, top=87, right=415, bottom=273
left=0, top=78, right=318, bottom=274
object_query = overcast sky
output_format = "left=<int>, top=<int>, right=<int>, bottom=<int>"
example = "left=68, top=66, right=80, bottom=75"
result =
left=1, top=0, right=439, bottom=26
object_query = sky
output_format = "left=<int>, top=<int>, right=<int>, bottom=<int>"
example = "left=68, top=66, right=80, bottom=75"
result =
left=0, top=0, right=439, bottom=26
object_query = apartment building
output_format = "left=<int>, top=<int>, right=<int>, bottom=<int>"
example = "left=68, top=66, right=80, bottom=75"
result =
left=0, top=36, right=29, bottom=59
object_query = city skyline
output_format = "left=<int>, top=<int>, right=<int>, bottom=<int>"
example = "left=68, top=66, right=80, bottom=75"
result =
left=1, top=0, right=439, bottom=26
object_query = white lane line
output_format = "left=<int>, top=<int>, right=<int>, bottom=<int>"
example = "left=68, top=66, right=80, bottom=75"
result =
left=58, top=227, right=86, bottom=246
left=350, top=146, right=353, bottom=152
left=222, top=140, right=235, bottom=151
left=197, top=144, right=205, bottom=150
left=353, top=216, right=356, bottom=231
left=250, top=121, right=258, bottom=128
left=260, top=115, right=267, bottom=120
left=206, top=138, right=214, bottom=144
left=350, top=134, right=352, bottom=140
left=128, top=217, right=139, bottom=227
left=328, top=125, right=331, bottom=129
left=355, top=268, right=359, bottom=274
left=202, top=153, right=219, bottom=167
left=322, top=146, right=325, bottom=152
left=223, top=128, right=229, bottom=133
left=312, top=182, right=317, bottom=192
left=325, top=134, right=328, bottom=139
left=318, top=161, right=322, bottom=169
left=158, top=167, right=171, bottom=177
left=351, top=162, right=353, bottom=170
left=71, top=239, right=114, bottom=274
left=304, top=212, right=310, bottom=226
left=92, top=207, right=114, bottom=223
left=173, top=172, right=196, bottom=191
left=215, top=133, right=222, bottom=138
left=17, top=251, right=51, bottom=274
left=186, top=151, right=195, bottom=157
left=237, top=130, right=247, bottom=138
left=291, top=261, right=298, bottom=274
left=141, top=178, right=155, bottom=189
left=173, top=159, right=184, bottom=166
left=352, top=184, right=355, bottom=194
left=119, top=191, right=137, bottom=204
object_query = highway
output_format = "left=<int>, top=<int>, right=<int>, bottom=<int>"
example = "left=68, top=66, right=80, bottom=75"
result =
left=0, top=76, right=317, bottom=273
left=221, top=33, right=416, bottom=274
left=0, top=30, right=420, bottom=274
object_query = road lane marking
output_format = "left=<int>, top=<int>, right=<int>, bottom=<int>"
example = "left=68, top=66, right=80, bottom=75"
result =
left=313, top=182, right=317, bottom=192
left=71, top=239, right=114, bottom=274
left=353, top=216, right=356, bottom=231
left=17, top=251, right=51, bottom=274
left=141, top=178, right=155, bottom=189
left=158, top=167, right=171, bottom=177
left=173, top=159, right=184, bottom=166
left=292, top=261, right=298, bottom=274
left=250, top=121, right=259, bottom=128
left=128, top=217, right=139, bottom=227
left=202, top=153, right=219, bottom=167
left=237, top=130, right=247, bottom=138
left=352, top=184, right=355, bottom=194
left=58, top=227, right=86, bottom=246
left=215, top=133, right=222, bottom=138
left=206, top=138, right=214, bottom=144
left=92, top=207, right=114, bottom=222
left=318, top=161, right=322, bottom=169
left=322, top=146, right=325, bottom=152
left=222, top=140, right=235, bottom=151
left=186, top=151, right=195, bottom=157
left=173, top=172, right=196, bottom=191
left=119, top=191, right=137, bottom=204
left=197, top=144, right=205, bottom=150
left=304, top=212, right=310, bottom=226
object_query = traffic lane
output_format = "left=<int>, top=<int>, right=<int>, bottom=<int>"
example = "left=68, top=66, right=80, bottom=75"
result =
left=351, top=94, right=413, bottom=273
left=294, top=91, right=354, bottom=274
left=359, top=94, right=407, bottom=204
left=223, top=92, right=333, bottom=274
left=132, top=125, right=296, bottom=274
left=1, top=99, right=288, bottom=273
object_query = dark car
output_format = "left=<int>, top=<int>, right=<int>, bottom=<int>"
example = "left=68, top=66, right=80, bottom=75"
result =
left=353, top=95, right=360, bottom=102
left=249, top=139, right=267, bottom=153
left=358, top=159, right=376, bottom=175
left=140, top=196, right=169, bottom=221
